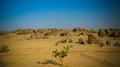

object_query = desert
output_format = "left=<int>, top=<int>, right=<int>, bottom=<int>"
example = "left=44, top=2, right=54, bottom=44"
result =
left=0, top=27, right=120, bottom=67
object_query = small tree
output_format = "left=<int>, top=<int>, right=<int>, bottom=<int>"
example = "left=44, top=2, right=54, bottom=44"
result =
left=52, top=45, right=72, bottom=66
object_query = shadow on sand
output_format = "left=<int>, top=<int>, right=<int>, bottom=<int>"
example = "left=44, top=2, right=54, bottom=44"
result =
left=0, top=56, right=6, bottom=67
left=36, top=60, right=62, bottom=66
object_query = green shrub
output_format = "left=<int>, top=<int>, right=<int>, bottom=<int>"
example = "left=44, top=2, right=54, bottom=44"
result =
left=63, top=45, right=73, bottom=52
left=0, top=45, right=10, bottom=53
left=52, top=45, right=72, bottom=66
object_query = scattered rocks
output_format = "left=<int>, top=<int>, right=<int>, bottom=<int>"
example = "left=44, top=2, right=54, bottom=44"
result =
left=98, top=28, right=120, bottom=37
left=60, top=32, right=68, bottom=37
left=89, top=29, right=98, bottom=33
left=76, top=38, right=86, bottom=45
left=68, top=39, right=73, bottom=43
left=104, top=29, right=111, bottom=36
left=15, top=29, right=35, bottom=35
left=55, top=39, right=67, bottom=46
left=113, top=42, right=120, bottom=47
left=72, top=27, right=87, bottom=32
left=2, top=28, right=119, bottom=47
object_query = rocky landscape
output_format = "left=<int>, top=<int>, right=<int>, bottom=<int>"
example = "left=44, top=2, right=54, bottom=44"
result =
left=0, top=27, right=120, bottom=67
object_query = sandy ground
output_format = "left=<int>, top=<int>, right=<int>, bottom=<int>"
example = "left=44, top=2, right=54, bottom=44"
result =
left=0, top=34, right=120, bottom=67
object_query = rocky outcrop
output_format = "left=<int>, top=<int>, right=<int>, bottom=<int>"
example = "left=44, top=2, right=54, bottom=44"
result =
left=98, top=29, right=105, bottom=37
left=98, top=28, right=120, bottom=37
left=87, top=34, right=99, bottom=44
left=72, top=27, right=87, bottom=32
left=77, top=38, right=86, bottom=45
left=15, top=29, right=35, bottom=35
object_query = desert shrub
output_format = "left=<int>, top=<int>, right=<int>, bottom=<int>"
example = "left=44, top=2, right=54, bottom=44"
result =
left=63, top=45, right=73, bottom=52
left=52, top=45, right=72, bottom=66
left=113, top=42, right=120, bottom=47
left=106, top=40, right=111, bottom=46
left=0, top=45, right=10, bottom=53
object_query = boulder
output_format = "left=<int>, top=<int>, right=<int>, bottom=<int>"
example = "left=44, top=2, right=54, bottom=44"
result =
left=87, top=34, right=99, bottom=44
left=113, top=42, right=120, bottom=47
left=98, top=29, right=105, bottom=37
left=106, top=40, right=111, bottom=46
left=77, top=38, right=86, bottom=45
left=60, top=32, right=68, bottom=36
left=99, top=42, right=105, bottom=47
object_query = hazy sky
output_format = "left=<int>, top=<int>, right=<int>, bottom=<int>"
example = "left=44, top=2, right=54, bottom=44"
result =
left=0, top=0, right=120, bottom=31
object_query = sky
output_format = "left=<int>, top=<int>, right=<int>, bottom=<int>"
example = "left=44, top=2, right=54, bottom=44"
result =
left=0, top=0, right=120, bottom=31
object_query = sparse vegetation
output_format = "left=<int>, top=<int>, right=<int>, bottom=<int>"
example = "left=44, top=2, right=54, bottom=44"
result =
left=52, top=45, right=72, bottom=66
left=0, top=45, right=10, bottom=53
left=0, top=27, right=120, bottom=67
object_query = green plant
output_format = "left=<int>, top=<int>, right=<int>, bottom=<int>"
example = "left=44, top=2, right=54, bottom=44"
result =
left=52, top=45, right=72, bottom=66
left=0, top=45, right=10, bottom=53
left=63, top=45, right=73, bottom=52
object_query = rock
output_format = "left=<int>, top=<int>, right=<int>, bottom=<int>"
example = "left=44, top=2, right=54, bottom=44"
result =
left=105, top=29, right=111, bottom=36
left=55, top=39, right=67, bottom=46
left=89, top=29, right=98, bottom=33
left=87, top=34, right=99, bottom=44
left=72, top=27, right=86, bottom=32
left=110, top=31, right=120, bottom=37
left=106, top=40, right=111, bottom=46
left=60, top=32, right=68, bottom=36
left=30, top=32, right=44, bottom=39
left=105, top=28, right=120, bottom=37
left=77, top=38, right=86, bottom=45
left=68, top=39, right=73, bottom=43
left=98, top=29, right=105, bottom=37
left=99, top=42, right=105, bottom=47
left=15, top=29, right=35, bottom=35
left=113, top=42, right=120, bottom=47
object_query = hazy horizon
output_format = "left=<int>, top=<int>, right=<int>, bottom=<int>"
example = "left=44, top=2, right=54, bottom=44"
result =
left=0, top=0, right=120, bottom=31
